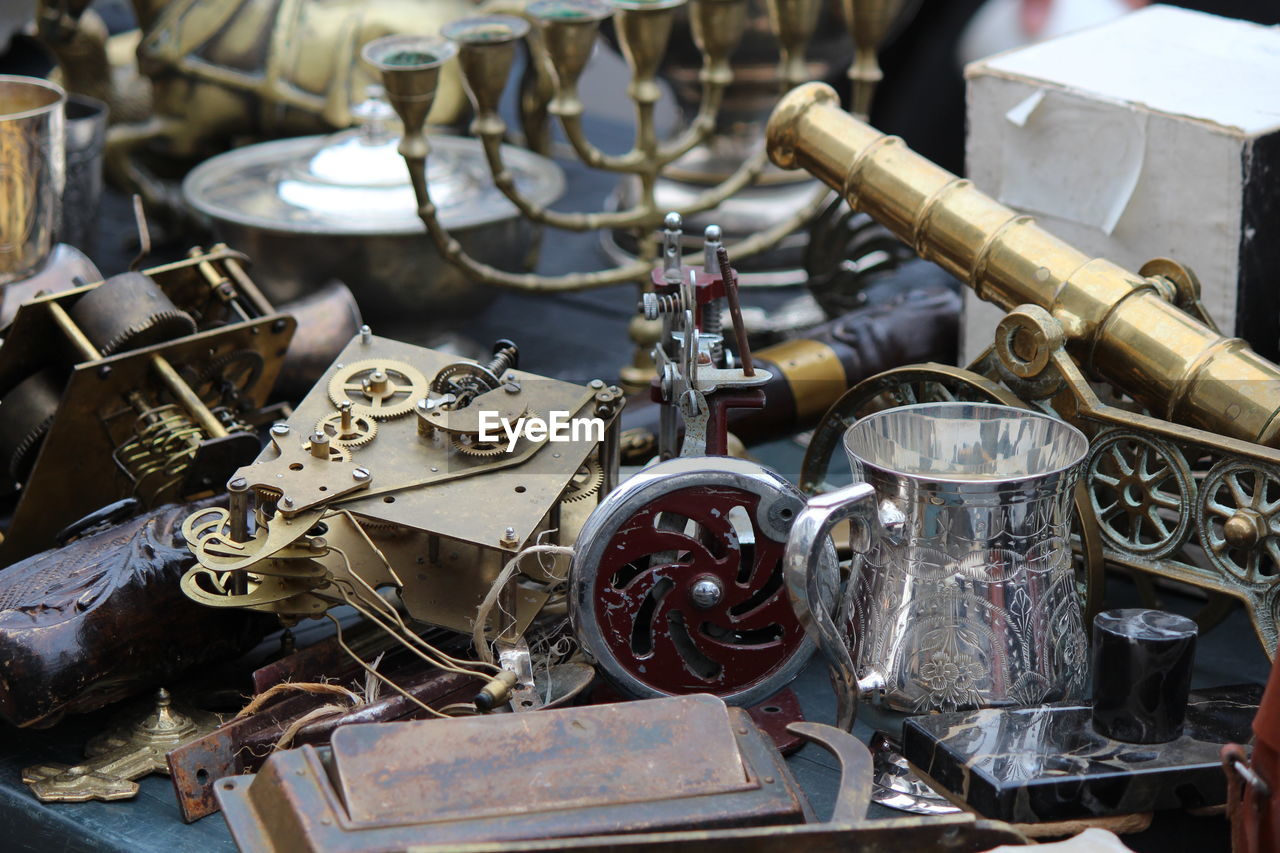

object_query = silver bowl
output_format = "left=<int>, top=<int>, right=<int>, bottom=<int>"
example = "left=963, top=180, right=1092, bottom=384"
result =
left=183, top=128, right=564, bottom=319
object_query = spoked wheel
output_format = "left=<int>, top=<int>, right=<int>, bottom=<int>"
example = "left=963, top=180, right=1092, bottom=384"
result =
left=799, top=364, right=1105, bottom=624
left=571, top=457, right=830, bottom=706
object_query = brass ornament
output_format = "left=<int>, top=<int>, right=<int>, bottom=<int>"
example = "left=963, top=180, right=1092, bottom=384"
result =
left=23, top=689, right=218, bottom=803
left=766, top=88, right=1280, bottom=655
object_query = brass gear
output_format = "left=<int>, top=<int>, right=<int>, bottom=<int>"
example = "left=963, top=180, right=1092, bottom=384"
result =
left=300, top=441, right=352, bottom=462
left=562, top=457, right=603, bottom=503
left=450, top=434, right=507, bottom=458
left=430, top=362, right=501, bottom=405
left=328, top=359, right=427, bottom=419
left=314, top=410, right=378, bottom=448
left=198, top=350, right=266, bottom=406
left=68, top=272, right=196, bottom=356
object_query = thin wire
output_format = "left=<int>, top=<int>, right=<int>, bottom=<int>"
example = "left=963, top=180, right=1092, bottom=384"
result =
left=328, top=515, right=499, bottom=672
left=329, top=576, right=493, bottom=681
left=323, top=612, right=451, bottom=719
left=328, top=543, right=498, bottom=677
left=472, top=544, right=575, bottom=665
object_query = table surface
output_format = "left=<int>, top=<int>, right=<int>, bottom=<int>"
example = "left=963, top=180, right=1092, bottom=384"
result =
left=0, top=49, right=1271, bottom=851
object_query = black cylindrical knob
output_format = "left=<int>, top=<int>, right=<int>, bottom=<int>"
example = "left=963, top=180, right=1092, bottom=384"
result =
left=1091, top=608, right=1197, bottom=744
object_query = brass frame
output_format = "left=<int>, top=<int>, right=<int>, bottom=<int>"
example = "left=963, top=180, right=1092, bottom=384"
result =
left=0, top=245, right=294, bottom=564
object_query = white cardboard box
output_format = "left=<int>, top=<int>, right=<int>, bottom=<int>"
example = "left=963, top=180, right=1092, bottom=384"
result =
left=962, top=5, right=1280, bottom=364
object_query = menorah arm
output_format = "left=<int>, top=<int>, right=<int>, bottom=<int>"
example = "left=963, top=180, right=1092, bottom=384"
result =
left=654, top=145, right=773, bottom=221
left=723, top=184, right=833, bottom=274
left=405, top=144, right=821, bottom=290
left=558, top=113, right=648, bottom=173
left=655, top=79, right=727, bottom=166
left=407, top=154, right=650, bottom=290
left=477, top=133, right=658, bottom=231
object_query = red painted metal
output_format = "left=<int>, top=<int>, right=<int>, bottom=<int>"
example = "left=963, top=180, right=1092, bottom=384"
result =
left=591, top=485, right=807, bottom=698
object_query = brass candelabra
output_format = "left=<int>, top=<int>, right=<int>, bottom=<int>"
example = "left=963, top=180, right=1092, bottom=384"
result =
left=363, top=0, right=908, bottom=383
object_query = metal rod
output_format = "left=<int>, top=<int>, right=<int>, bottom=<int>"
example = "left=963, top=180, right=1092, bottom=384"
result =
left=46, top=301, right=101, bottom=362
left=149, top=353, right=229, bottom=439
left=218, top=251, right=276, bottom=317
left=716, top=246, right=754, bottom=376
left=601, top=416, right=621, bottom=496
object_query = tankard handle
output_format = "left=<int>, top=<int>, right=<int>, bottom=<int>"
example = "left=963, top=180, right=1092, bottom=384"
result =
left=783, top=482, right=883, bottom=732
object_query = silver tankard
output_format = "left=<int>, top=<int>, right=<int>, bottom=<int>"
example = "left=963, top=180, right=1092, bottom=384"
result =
left=784, top=402, right=1090, bottom=730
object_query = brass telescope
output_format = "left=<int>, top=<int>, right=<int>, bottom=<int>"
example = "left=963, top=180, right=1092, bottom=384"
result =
left=766, top=82, right=1280, bottom=448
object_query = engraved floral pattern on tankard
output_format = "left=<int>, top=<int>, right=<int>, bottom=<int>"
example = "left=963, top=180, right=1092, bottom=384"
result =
left=784, top=402, right=1091, bottom=730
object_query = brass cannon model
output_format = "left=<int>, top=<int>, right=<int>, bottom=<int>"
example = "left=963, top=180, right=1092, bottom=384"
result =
left=768, top=82, right=1280, bottom=655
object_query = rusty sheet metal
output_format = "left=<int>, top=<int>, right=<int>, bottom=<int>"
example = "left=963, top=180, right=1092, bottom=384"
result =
left=169, top=665, right=479, bottom=823
left=216, top=697, right=809, bottom=851
left=333, top=694, right=751, bottom=826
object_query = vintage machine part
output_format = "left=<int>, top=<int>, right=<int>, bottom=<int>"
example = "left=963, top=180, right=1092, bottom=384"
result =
left=643, top=217, right=772, bottom=459
left=328, top=358, right=429, bottom=419
left=0, top=75, right=64, bottom=286
left=182, top=333, right=628, bottom=712
left=216, top=694, right=1027, bottom=852
left=619, top=280, right=962, bottom=453
left=34, top=0, right=476, bottom=225
left=766, top=83, right=1280, bottom=656
left=65, top=270, right=197, bottom=355
left=571, top=456, right=829, bottom=707
left=182, top=118, right=566, bottom=316
left=0, top=368, right=64, bottom=483
left=562, top=457, right=604, bottom=503
left=0, top=499, right=267, bottom=728
left=219, top=695, right=814, bottom=847
left=0, top=242, right=102, bottom=329
left=0, top=244, right=297, bottom=565
left=23, top=688, right=217, bottom=803
left=315, top=405, right=378, bottom=449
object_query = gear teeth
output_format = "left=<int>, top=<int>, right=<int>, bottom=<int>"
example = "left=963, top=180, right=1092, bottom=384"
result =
left=327, top=359, right=428, bottom=420
left=450, top=434, right=507, bottom=458
left=314, top=411, right=378, bottom=448
left=95, top=310, right=196, bottom=356
left=562, top=457, right=604, bottom=502
left=9, top=415, right=54, bottom=483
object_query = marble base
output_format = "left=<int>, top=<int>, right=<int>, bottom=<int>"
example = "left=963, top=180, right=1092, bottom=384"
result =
left=902, top=684, right=1261, bottom=823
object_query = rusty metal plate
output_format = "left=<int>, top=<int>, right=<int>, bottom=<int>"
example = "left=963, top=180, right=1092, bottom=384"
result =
left=332, top=694, right=752, bottom=826
left=216, top=697, right=809, bottom=850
